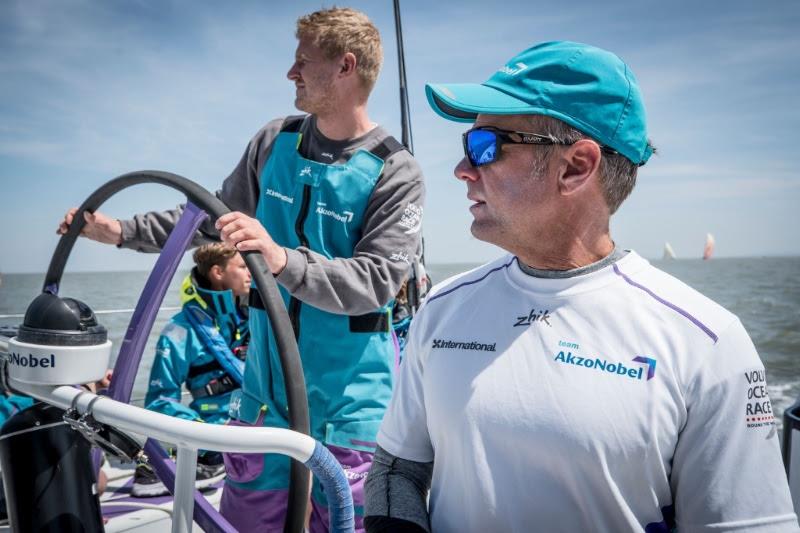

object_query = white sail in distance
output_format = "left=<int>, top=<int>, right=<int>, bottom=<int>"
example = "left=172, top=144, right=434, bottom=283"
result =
left=703, top=233, right=715, bottom=260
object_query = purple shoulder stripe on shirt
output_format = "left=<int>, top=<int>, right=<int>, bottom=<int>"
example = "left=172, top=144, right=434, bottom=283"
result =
left=612, top=264, right=719, bottom=343
left=427, top=257, right=517, bottom=305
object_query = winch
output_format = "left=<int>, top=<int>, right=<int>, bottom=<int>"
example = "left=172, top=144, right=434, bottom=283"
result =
left=7, top=292, right=111, bottom=385
left=0, top=293, right=110, bottom=532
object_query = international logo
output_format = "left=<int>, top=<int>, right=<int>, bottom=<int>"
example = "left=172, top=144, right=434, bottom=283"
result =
left=514, top=308, right=551, bottom=327
left=553, top=349, right=656, bottom=382
left=8, top=352, right=55, bottom=369
left=315, top=202, right=353, bottom=224
left=432, top=338, right=497, bottom=352
left=265, top=188, right=294, bottom=204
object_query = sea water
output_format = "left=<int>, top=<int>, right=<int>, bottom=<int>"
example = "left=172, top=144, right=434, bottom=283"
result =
left=1, top=257, right=798, bottom=428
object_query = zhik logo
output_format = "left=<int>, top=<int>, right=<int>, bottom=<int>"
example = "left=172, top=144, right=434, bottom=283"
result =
left=390, top=251, right=410, bottom=264
left=514, top=309, right=551, bottom=327
left=299, top=166, right=313, bottom=177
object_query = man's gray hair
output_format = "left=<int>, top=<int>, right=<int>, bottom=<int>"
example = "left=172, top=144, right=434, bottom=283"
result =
left=528, top=115, right=651, bottom=214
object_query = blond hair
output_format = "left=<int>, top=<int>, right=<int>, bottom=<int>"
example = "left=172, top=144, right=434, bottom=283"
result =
left=296, top=7, right=383, bottom=92
left=193, top=243, right=237, bottom=279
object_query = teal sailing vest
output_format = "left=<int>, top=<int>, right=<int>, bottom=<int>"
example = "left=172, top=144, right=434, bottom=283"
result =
left=235, top=117, right=403, bottom=451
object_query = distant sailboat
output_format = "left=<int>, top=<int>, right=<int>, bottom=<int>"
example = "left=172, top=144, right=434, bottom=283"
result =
left=663, top=242, right=676, bottom=260
left=703, top=233, right=715, bottom=260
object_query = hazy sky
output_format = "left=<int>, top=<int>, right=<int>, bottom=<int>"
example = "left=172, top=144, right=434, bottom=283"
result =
left=1, top=0, right=798, bottom=273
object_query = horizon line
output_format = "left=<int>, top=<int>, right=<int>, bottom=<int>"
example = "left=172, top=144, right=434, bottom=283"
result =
left=2, top=253, right=799, bottom=275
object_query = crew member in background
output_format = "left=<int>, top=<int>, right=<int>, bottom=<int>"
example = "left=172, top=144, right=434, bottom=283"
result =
left=133, top=243, right=250, bottom=497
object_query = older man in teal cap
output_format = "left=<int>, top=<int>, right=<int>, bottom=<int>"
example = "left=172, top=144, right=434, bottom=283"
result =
left=364, top=41, right=797, bottom=532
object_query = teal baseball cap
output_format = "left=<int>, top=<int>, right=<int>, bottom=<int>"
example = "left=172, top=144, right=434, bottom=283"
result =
left=426, top=41, right=653, bottom=166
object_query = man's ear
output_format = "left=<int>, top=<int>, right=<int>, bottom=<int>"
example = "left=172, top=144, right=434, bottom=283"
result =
left=558, top=139, right=602, bottom=195
left=339, top=52, right=357, bottom=77
left=208, top=264, right=224, bottom=283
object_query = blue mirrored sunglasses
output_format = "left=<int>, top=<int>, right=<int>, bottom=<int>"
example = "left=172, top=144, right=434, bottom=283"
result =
left=462, top=126, right=619, bottom=167
left=462, top=127, right=569, bottom=167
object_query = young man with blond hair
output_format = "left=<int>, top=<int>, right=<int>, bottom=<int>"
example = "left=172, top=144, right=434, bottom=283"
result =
left=59, top=7, right=424, bottom=531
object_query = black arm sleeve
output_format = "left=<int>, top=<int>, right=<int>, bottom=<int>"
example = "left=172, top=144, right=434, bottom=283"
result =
left=364, top=445, right=432, bottom=533
left=364, top=516, right=428, bottom=533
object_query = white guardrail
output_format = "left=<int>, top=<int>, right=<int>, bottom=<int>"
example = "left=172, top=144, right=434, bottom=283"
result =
left=8, top=377, right=319, bottom=533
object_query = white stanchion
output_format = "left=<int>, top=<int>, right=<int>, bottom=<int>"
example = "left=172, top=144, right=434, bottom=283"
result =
left=173, top=446, right=198, bottom=533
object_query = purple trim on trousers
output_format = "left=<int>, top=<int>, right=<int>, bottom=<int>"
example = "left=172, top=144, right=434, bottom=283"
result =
left=612, top=264, right=719, bottom=343
left=223, top=418, right=267, bottom=484
left=220, top=443, right=371, bottom=532
left=220, top=484, right=290, bottom=533
left=427, top=257, right=516, bottom=305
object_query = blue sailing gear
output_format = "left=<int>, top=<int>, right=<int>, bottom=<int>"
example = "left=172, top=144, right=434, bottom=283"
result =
left=0, top=395, right=35, bottom=427
left=144, top=271, right=248, bottom=425
left=227, top=117, right=404, bottom=510
left=183, top=305, right=244, bottom=385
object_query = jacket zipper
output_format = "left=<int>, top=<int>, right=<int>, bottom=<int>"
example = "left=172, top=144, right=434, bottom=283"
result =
left=288, top=184, right=312, bottom=340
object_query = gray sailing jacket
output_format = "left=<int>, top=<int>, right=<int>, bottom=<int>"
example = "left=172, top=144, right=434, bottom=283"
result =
left=119, top=115, right=425, bottom=314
